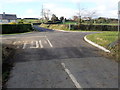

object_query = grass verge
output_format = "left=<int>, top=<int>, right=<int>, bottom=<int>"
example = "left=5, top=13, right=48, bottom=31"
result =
left=86, top=31, right=119, bottom=61
left=2, top=44, right=16, bottom=88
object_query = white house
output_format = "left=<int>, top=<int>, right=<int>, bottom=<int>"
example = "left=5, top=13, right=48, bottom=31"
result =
left=0, top=12, right=17, bottom=24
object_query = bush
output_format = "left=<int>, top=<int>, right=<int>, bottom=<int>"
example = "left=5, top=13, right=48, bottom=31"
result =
left=8, top=22, right=16, bottom=24
left=40, top=24, right=68, bottom=30
left=72, top=25, right=118, bottom=31
left=1, top=24, right=33, bottom=34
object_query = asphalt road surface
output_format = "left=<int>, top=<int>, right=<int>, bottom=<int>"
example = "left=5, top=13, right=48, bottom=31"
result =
left=2, top=26, right=118, bottom=88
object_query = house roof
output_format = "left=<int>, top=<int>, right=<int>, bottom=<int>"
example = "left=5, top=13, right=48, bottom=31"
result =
left=0, top=14, right=17, bottom=20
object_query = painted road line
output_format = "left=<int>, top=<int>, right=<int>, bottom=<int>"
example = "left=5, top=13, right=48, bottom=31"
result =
left=61, top=63, right=82, bottom=88
left=30, top=41, right=34, bottom=48
left=13, top=42, right=16, bottom=45
left=22, top=41, right=27, bottom=49
left=30, top=41, right=39, bottom=48
left=18, top=41, right=21, bottom=43
left=46, top=38, right=53, bottom=47
left=39, top=40, right=43, bottom=48
left=36, top=41, right=39, bottom=48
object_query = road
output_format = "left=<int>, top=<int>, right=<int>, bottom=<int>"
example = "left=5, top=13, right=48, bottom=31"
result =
left=2, top=26, right=118, bottom=88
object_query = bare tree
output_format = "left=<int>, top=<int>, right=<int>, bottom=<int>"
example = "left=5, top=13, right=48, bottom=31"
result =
left=76, top=3, right=84, bottom=25
left=41, top=5, right=51, bottom=23
left=84, top=10, right=97, bottom=25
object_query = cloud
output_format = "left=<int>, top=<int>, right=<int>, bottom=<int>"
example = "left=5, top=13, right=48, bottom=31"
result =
left=2, top=0, right=119, bottom=18
left=26, top=9, right=34, bottom=14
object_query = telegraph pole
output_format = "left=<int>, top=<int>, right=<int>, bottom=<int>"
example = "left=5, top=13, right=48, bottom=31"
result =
left=118, top=1, right=120, bottom=33
left=41, top=4, right=44, bottom=23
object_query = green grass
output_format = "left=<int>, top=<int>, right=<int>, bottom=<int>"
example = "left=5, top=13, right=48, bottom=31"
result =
left=86, top=31, right=119, bottom=61
left=63, top=21, right=77, bottom=24
left=86, top=31, right=118, bottom=48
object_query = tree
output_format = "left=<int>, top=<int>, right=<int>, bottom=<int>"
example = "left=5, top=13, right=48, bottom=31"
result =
left=60, top=16, right=64, bottom=22
left=76, top=3, right=85, bottom=25
left=51, top=14, right=59, bottom=23
left=41, top=5, right=51, bottom=23
left=84, top=11, right=97, bottom=25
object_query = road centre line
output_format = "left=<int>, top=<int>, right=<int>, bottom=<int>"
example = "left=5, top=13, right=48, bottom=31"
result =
left=61, top=63, right=82, bottom=88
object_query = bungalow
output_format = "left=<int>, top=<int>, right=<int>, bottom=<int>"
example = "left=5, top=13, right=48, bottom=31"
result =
left=0, top=12, right=17, bottom=24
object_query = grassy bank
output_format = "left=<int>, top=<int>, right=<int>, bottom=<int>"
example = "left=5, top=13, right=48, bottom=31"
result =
left=2, top=44, right=16, bottom=87
left=86, top=31, right=118, bottom=47
left=86, top=31, right=119, bottom=61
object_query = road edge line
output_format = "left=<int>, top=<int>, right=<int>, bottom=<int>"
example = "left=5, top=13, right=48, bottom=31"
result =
left=61, top=63, right=82, bottom=88
left=84, top=35, right=110, bottom=53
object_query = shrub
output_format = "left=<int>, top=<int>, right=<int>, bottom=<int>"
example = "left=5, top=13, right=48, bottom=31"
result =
left=1, top=24, right=33, bottom=34
left=8, top=22, right=16, bottom=24
left=73, top=25, right=118, bottom=31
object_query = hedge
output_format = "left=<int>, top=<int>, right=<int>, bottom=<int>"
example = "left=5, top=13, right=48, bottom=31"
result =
left=40, top=24, right=118, bottom=31
left=70, top=24, right=118, bottom=31
left=1, top=24, right=33, bottom=34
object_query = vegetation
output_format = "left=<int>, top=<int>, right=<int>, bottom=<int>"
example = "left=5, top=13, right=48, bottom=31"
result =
left=17, top=19, right=40, bottom=24
left=1, top=24, right=33, bottom=34
left=2, top=44, right=16, bottom=87
left=40, top=24, right=118, bottom=31
left=40, top=24, right=69, bottom=30
left=86, top=31, right=119, bottom=61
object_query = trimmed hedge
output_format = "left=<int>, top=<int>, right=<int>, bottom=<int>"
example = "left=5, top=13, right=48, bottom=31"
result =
left=1, top=24, right=33, bottom=34
left=40, top=24, right=118, bottom=31
left=71, top=24, right=118, bottom=31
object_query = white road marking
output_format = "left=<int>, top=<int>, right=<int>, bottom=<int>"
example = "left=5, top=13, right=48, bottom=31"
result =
left=13, top=42, right=16, bottom=45
left=22, top=42, right=27, bottom=49
left=18, top=41, right=21, bottom=43
left=39, top=40, right=43, bottom=48
left=30, top=41, right=39, bottom=48
left=36, top=41, right=39, bottom=48
left=30, top=41, right=34, bottom=48
left=46, top=38, right=53, bottom=47
left=61, top=63, right=82, bottom=88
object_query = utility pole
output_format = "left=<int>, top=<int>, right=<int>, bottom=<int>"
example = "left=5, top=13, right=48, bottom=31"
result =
left=118, top=1, right=120, bottom=33
left=41, top=4, right=44, bottom=23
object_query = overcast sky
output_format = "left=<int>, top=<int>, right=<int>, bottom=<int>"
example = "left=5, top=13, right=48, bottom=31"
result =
left=0, top=0, right=119, bottom=19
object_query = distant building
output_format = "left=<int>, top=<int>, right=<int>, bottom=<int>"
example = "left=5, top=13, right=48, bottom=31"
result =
left=0, top=12, right=17, bottom=24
